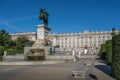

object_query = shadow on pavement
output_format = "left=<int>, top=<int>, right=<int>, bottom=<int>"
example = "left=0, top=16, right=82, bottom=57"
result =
left=95, top=65, right=112, bottom=76
left=89, top=74, right=98, bottom=80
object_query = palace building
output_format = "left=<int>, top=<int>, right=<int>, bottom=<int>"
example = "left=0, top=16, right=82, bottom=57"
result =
left=10, top=28, right=119, bottom=54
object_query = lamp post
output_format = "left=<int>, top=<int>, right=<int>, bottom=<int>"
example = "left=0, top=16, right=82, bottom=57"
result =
left=111, top=27, right=116, bottom=37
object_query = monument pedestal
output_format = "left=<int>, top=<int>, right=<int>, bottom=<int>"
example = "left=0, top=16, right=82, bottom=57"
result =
left=24, top=24, right=52, bottom=60
left=37, top=24, right=51, bottom=45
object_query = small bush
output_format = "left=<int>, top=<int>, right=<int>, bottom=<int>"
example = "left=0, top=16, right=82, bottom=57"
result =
left=0, top=47, right=4, bottom=56
left=7, top=50, right=16, bottom=55
left=0, top=47, right=4, bottom=61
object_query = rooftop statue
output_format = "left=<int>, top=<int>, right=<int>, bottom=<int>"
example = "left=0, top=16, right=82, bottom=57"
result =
left=39, top=8, right=49, bottom=26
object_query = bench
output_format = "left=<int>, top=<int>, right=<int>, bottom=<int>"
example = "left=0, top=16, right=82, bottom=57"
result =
left=72, top=71, right=86, bottom=78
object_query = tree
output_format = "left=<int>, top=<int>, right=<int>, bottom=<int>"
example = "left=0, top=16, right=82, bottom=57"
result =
left=10, top=40, right=16, bottom=50
left=0, top=29, right=11, bottom=60
left=15, top=36, right=28, bottom=51
left=15, top=36, right=34, bottom=53
left=0, top=29, right=11, bottom=50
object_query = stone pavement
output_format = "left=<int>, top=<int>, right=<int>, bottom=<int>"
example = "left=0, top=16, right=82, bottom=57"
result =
left=72, top=55, right=116, bottom=80
left=0, top=60, right=65, bottom=65
left=0, top=55, right=116, bottom=80
left=91, top=59, right=115, bottom=80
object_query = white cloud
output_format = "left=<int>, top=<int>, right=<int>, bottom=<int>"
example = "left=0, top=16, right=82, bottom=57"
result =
left=0, top=16, right=25, bottom=32
left=9, top=15, right=38, bottom=23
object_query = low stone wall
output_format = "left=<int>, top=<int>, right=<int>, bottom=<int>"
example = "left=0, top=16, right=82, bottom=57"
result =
left=3, top=54, right=24, bottom=61
left=46, top=55, right=74, bottom=60
left=3, top=54, right=73, bottom=61
left=0, top=60, right=65, bottom=65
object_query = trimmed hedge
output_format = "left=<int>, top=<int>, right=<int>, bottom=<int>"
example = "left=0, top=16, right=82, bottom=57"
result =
left=7, top=50, right=24, bottom=55
left=112, top=34, right=120, bottom=80
left=99, top=43, right=106, bottom=60
left=106, top=40, right=112, bottom=65
left=7, top=50, right=16, bottom=55
left=99, top=40, right=112, bottom=64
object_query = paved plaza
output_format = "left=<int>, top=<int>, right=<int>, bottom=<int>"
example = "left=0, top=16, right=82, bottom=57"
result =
left=0, top=55, right=115, bottom=80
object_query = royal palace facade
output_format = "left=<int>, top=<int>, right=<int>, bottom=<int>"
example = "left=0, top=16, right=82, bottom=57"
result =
left=10, top=30, right=119, bottom=53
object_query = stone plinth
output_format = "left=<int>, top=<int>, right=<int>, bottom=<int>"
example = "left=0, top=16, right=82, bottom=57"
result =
left=24, top=24, right=51, bottom=60
left=37, top=24, right=51, bottom=45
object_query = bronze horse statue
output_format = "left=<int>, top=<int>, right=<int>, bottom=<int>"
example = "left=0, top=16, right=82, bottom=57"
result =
left=39, top=9, right=49, bottom=26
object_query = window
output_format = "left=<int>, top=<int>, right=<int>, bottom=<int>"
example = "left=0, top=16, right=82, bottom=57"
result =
left=65, top=38, right=67, bottom=40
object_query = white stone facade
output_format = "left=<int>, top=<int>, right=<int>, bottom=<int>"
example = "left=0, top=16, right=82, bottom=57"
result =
left=50, top=30, right=114, bottom=52
left=10, top=32, right=37, bottom=41
left=10, top=30, right=119, bottom=52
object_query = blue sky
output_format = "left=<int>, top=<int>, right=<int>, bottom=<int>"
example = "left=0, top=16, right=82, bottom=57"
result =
left=0, top=0, right=120, bottom=33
